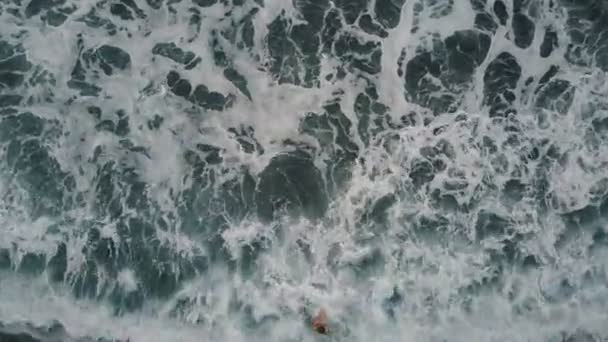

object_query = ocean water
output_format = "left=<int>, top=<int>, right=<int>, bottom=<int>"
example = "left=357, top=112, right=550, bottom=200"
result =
left=0, top=0, right=607, bottom=341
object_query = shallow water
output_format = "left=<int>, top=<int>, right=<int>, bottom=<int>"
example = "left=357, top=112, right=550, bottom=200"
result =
left=0, top=0, right=608, bottom=341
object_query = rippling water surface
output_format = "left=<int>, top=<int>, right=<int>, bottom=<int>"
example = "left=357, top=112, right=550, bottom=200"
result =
left=1, top=0, right=608, bottom=341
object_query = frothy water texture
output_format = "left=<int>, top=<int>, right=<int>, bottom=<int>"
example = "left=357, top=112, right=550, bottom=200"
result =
left=1, top=0, right=608, bottom=341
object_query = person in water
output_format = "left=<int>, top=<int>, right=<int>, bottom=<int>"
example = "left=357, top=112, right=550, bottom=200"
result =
left=311, top=308, right=329, bottom=335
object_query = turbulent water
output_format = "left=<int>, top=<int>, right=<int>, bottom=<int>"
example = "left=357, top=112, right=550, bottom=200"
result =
left=0, top=0, right=608, bottom=341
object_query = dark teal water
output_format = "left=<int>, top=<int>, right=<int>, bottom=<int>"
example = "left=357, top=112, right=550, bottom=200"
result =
left=0, top=0, right=608, bottom=341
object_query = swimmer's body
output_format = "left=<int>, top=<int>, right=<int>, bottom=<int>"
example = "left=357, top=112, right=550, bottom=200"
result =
left=311, top=308, right=329, bottom=335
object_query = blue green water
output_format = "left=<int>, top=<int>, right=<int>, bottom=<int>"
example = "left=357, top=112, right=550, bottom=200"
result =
left=0, top=0, right=608, bottom=341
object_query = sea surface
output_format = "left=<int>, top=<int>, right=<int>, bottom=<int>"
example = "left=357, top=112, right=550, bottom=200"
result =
left=1, top=0, right=608, bottom=341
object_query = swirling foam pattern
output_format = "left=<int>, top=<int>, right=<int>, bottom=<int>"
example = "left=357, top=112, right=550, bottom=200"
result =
left=0, top=0, right=608, bottom=341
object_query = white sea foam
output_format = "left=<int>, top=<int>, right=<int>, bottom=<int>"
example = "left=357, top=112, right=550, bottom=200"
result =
left=0, top=0, right=607, bottom=341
